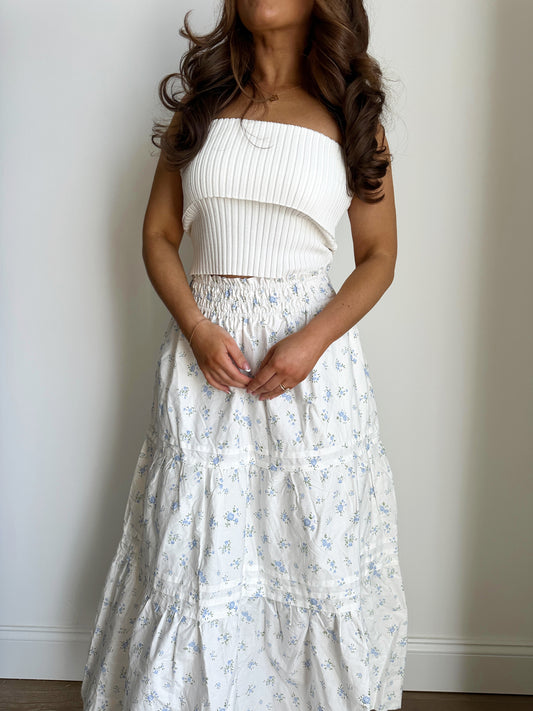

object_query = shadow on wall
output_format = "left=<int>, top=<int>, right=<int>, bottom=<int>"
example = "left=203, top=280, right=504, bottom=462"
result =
left=461, top=0, right=533, bottom=687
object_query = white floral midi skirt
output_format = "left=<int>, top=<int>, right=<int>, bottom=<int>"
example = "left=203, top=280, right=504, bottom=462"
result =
left=81, top=265, right=408, bottom=711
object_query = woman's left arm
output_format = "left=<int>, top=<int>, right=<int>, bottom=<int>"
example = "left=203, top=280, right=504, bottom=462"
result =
left=301, top=123, right=397, bottom=351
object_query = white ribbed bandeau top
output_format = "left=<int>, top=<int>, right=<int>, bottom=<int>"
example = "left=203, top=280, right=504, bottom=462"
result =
left=180, top=117, right=354, bottom=278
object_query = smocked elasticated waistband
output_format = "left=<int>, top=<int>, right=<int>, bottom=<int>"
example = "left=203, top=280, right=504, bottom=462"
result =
left=189, top=266, right=335, bottom=316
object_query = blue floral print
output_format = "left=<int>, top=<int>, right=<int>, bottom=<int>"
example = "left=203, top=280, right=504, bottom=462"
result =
left=81, top=265, right=408, bottom=711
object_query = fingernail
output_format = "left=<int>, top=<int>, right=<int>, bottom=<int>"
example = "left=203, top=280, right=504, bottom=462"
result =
left=244, top=362, right=251, bottom=371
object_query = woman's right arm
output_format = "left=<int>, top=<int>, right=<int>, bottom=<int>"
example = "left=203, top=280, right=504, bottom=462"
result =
left=141, top=126, right=253, bottom=393
left=141, top=149, right=203, bottom=341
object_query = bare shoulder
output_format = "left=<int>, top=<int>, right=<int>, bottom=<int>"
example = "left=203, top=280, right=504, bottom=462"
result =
left=142, top=111, right=185, bottom=247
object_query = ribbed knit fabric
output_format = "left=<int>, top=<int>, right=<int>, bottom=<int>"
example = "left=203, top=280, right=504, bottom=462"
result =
left=180, top=118, right=354, bottom=277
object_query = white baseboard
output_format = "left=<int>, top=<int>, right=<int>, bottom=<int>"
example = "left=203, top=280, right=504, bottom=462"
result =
left=1, top=626, right=532, bottom=694
left=406, top=636, right=533, bottom=695
left=0, top=625, right=90, bottom=681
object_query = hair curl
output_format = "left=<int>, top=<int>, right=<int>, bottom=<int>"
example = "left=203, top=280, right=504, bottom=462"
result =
left=151, top=0, right=391, bottom=203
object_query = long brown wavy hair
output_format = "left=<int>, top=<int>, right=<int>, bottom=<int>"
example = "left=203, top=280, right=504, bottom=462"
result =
left=151, top=0, right=391, bottom=203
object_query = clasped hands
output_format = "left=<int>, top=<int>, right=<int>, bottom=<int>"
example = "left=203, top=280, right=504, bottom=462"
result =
left=189, top=319, right=326, bottom=400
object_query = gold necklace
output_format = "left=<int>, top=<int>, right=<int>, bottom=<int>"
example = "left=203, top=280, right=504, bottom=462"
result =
left=254, top=82, right=302, bottom=102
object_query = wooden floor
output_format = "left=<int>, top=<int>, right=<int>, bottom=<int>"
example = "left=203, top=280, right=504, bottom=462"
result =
left=0, top=679, right=532, bottom=710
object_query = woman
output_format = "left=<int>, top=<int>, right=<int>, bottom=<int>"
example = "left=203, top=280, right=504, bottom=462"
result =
left=81, top=1, right=408, bottom=709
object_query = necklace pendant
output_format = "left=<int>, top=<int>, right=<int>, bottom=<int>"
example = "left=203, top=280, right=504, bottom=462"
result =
left=268, top=94, right=279, bottom=102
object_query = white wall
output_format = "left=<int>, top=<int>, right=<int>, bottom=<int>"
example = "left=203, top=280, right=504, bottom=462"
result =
left=1, top=0, right=532, bottom=692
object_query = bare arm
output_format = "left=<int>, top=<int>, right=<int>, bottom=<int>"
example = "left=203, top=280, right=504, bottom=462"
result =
left=142, top=121, right=252, bottom=393
left=141, top=152, right=203, bottom=339
left=300, top=124, right=397, bottom=349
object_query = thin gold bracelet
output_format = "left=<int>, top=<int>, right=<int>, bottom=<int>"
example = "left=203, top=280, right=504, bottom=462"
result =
left=188, top=317, right=209, bottom=346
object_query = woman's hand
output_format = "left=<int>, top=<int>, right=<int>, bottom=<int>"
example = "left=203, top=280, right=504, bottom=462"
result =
left=189, top=319, right=253, bottom=394
left=245, top=329, right=327, bottom=400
